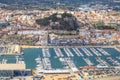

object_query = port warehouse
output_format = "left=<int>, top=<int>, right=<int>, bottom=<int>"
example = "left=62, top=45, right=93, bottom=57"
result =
left=0, top=66, right=119, bottom=80
left=0, top=70, right=31, bottom=77
left=0, top=67, right=119, bottom=76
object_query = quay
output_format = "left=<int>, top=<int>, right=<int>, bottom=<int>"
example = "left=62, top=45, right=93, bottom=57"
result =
left=72, top=48, right=84, bottom=56
left=0, top=56, right=26, bottom=70
left=20, top=45, right=120, bottom=48
left=54, top=48, right=64, bottom=57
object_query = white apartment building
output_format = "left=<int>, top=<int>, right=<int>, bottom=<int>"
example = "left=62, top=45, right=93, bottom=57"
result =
left=17, top=30, right=48, bottom=35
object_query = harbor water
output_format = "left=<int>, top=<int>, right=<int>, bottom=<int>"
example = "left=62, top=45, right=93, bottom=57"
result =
left=0, top=47, right=120, bottom=69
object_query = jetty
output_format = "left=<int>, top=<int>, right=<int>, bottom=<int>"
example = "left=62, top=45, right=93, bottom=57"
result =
left=84, top=58, right=93, bottom=66
left=81, top=48, right=93, bottom=56
left=90, top=48, right=101, bottom=56
left=42, top=48, right=50, bottom=57
left=54, top=48, right=64, bottom=57
left=96, top=48, right=110, bottom=56
left=72, top=48, right=84, bottom=56
left=63, top=48, right=74, bottom=57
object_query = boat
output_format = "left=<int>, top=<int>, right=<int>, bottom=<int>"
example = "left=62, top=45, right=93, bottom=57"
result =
left=35, top=57, right=41, bottom=61
left=15, top=51, right=24, bottom=56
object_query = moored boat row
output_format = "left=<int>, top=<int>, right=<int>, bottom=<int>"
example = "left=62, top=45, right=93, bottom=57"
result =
left=90, top=48, right=101, bottom=56
left=96, top=48, right=110, bottom=56
left=54, top=48, right=64, bottom=57
left=42, top=48, right=50, bottom=57
left=81, top=48, right=93, bottom=56
left=72, top=48, right=84, bottom=56
left=83, top=58, right=93, bottom=66
left=63, top=48, right=74, bottom=57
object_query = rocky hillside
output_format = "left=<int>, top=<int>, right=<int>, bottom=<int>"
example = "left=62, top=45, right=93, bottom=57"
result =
left=36, top=13, right=80, bottom=31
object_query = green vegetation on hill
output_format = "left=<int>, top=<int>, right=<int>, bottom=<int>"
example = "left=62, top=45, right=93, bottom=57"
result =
left=93, top=20, right=117, bottom=30
left=36, top=13, right=80, bottom=31
left=36, top=17, right=50, bottom=26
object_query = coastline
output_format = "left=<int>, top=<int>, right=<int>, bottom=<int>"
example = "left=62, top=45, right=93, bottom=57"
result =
left=21, top=45, right=120, bottom=53
left=21, top=45, right=120, bottom=49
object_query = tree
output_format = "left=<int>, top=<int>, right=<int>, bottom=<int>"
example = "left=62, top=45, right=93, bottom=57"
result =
left=36, top=18, right=50, bottom=26
left=96, top=20, right=105, bottom=27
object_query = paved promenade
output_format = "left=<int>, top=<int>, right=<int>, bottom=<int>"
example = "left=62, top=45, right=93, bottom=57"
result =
left=21, top=45, right=119, bottom=48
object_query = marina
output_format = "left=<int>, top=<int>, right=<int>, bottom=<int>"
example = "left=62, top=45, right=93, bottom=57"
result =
left=0, top=47, right=120, bottom=70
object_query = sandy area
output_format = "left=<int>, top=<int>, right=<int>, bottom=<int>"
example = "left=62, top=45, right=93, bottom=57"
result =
left=96, top=76, right=120, bottom=80
left=0, top=64, right=26, bottom=70
left=44, top=73, right=79, bottom=80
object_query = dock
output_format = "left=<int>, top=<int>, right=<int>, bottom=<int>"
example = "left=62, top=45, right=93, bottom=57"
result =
left=63, top=48, right=74, bottom=57
left=0, top=56, right=26, bottom=70
left=96, top=48, right=110, bottom=56
left=96, top=57, right=110, bottom=67
left=42, top=48, right=50, bottom=57
left=72, top=48, right=84, bottom=56
left=84, top=58, right=93, bottom=66
left=90, top=48, right=102, bottom=56
left=81, top=48, right=93, bottom=56
left=54, top=48, right=64, bottom=57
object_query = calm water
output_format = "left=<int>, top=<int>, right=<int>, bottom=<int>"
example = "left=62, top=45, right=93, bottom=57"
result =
left=0, top=47, right=120, bottom=69
left=0, top=23, right=5, bottom=28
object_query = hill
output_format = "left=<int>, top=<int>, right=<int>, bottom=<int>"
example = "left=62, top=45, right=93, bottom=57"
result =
left=36, top=13, right=80, bottom=31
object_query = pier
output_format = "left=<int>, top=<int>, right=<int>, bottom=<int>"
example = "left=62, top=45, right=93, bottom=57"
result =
left=83, top=58, right=93, bottom=66
left=90, top=48, right=102, bottom=56
left=63, top=48, right=74, bottom=57
left=54, top=48, right=64, bottom=57
left=42, top=48, right=50, bottom=57
left=42, top=58, right=52, bottom=70
left=107, top=57, right=120, bottom=66
left=96, top=57, right=110, bottom=67
left=72, top=48, right=84, bottom=56
left=59, top=58, right=69, bottom=69
left=96, top=48, right=110, bottom=56
left=64, top=58, right=78, bottom=72
left=114, top=46, right=120, bottom=52
left=81, top=48, right=93, bottom=56
left=35, top=56, right=44, bottom=70
left=59, top=58, right=78, bottom=72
